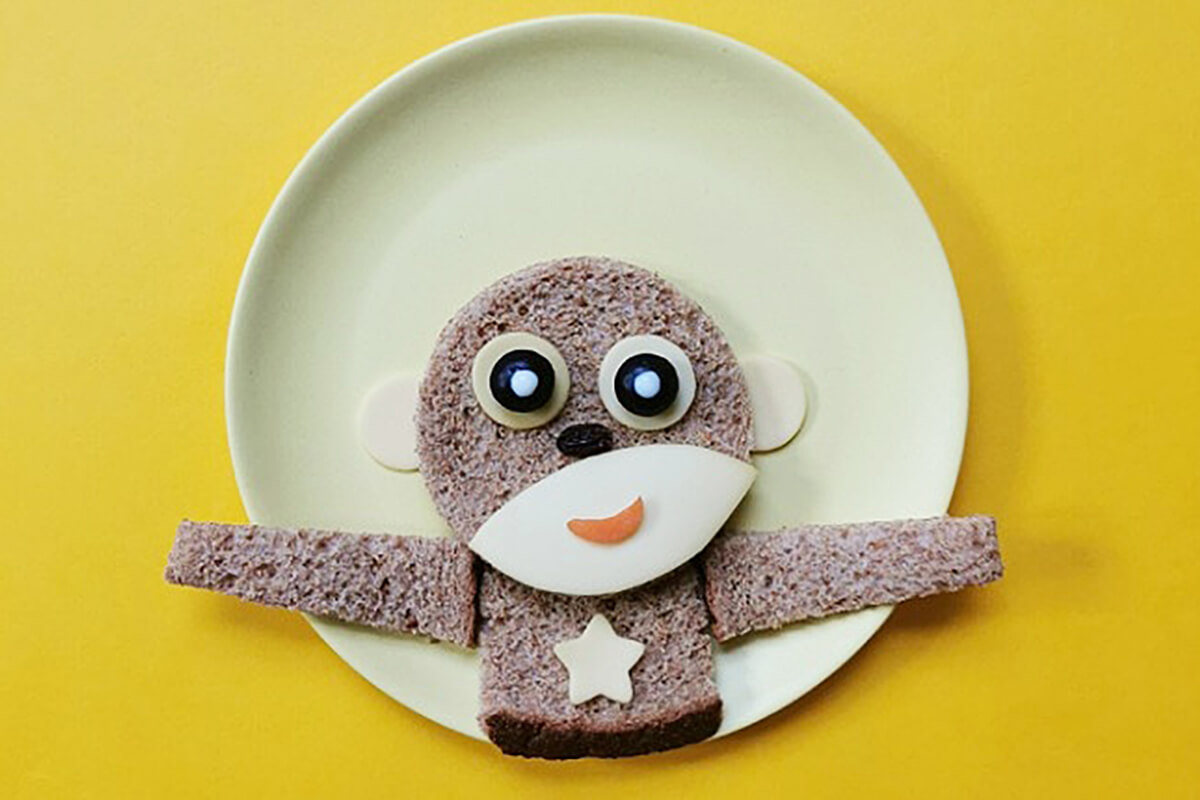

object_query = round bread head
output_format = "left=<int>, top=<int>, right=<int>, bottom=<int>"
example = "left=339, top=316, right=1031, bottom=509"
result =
left=416, top=257, right=755, bottom=595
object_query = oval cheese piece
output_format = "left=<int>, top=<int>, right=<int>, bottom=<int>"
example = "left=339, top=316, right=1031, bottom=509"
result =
left=469, top=444, right=756, bottom=596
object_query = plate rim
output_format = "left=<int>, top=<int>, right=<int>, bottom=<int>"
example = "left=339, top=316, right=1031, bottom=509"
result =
left=224, top=13, right=967, bottom=744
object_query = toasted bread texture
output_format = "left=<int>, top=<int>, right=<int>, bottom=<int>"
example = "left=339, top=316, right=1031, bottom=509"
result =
left=477, top=566, right=721, bottom=759
left=165, top=521, right=476, bottom=647
left=416, top=256, right=753, bottom=542
left=704, top=515, right=1002, bottom=641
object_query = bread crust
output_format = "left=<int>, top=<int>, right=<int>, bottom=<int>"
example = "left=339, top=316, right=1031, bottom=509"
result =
left=481, top=697, right=722, bottom=759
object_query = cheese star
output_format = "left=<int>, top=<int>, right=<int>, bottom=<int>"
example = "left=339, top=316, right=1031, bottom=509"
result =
left=553, top=614, right=646, bottom=704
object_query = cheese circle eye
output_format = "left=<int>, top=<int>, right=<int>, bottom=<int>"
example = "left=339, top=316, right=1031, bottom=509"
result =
left=599, top=335, right=696, bottom=430
left=472, top=333, right=569, bottom=429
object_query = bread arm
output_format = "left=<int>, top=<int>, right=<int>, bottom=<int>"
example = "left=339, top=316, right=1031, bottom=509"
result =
left=702, top=515, right=1001, bottom=642
left=165, top=521, right=477, bottom=647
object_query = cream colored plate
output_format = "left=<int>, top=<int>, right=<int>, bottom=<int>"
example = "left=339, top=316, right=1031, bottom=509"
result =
left=226, top=15, right=966, bottom=742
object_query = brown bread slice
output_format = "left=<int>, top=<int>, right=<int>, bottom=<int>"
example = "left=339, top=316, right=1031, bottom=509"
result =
left=416, top=256, right=754, bottom=543
left=703, top=515, right=1002, bottom=641
left=165, top=521, right=476, bottom=647
left=478, top=565, right=721, bottom=759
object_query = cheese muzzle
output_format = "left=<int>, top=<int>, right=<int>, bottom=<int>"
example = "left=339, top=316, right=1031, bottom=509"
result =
left=468, top=444, right=756, bottom=596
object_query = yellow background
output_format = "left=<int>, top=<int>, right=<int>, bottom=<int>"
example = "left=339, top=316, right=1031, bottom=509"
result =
left=3, top=1, right=1198, bottom=796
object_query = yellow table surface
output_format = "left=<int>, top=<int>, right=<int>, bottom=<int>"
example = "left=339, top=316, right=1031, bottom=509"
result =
left=3, top=2, right=1198, bottom=797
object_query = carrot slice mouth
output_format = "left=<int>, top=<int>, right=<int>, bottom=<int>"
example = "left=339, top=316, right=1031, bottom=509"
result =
left=567, top=497, right=645, bottom=544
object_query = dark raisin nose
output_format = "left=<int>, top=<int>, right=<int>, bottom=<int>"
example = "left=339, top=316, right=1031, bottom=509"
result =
left=556, top=423, right=614, bottom=459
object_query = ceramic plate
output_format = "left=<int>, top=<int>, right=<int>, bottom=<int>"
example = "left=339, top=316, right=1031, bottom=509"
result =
left=226, top=15, right=966, bottom=741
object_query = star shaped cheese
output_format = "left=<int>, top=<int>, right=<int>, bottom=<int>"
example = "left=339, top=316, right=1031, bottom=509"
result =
left=552, top=614, right=646, bottom=704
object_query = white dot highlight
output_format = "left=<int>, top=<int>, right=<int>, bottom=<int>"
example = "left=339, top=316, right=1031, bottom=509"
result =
left=510, top=369, right=539, bottom=398
left=633, top=370, right=661, bottom=399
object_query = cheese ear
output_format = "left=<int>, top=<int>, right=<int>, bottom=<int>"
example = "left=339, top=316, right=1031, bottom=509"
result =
left=359, top=373, right=421, bottom=471
left=742, top=355, right=807, bottom=453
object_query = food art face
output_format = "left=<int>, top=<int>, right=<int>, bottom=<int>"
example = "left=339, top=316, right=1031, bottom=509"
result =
left=173, top=254, right=998, bottom=761
left=410, top=260, right=772, bottom=596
